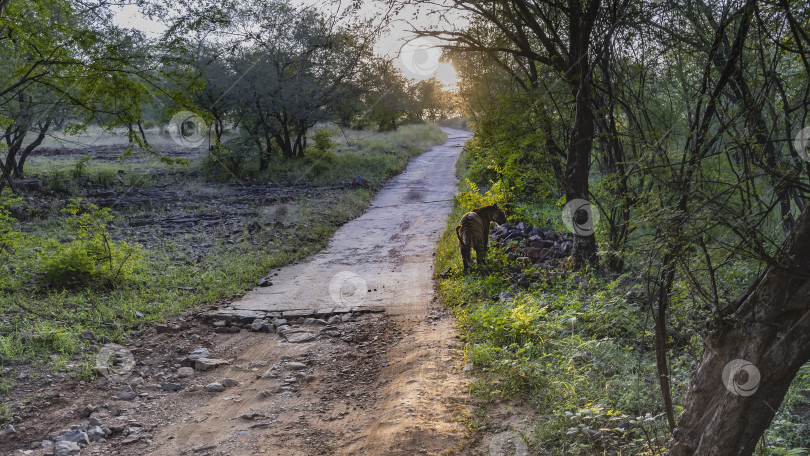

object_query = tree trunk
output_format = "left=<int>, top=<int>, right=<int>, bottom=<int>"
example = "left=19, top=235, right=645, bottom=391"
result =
left=667, top=205, right=810, bottom=455
left=566, top=60, right=598, bottom=268
left=16, top=119, right=51, bottom=177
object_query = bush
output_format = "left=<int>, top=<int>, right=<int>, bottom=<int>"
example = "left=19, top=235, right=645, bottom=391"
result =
left=310, top=128, right=336, bottom=161
left=91, top=169, right=118, bottom=188
left=201, top=135, right=257, bottom=181
left=36, top=199, right=141, bottom=288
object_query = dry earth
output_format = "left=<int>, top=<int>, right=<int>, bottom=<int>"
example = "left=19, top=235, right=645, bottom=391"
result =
left=0, top=129, right=529, bottom=456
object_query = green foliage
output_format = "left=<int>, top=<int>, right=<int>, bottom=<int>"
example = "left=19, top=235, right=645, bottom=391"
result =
left=202, top=138, right=255, bottom=181
left=457, top=179, right=511, bottom=213
left=71, top=156, right=91, bottom=179
left=310, top=128, right=337, bottom=160
left=36, top=199, right=141, bottom=288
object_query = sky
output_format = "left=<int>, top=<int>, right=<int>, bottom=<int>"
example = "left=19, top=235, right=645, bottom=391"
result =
left=111, top=2, right=459, bottom=87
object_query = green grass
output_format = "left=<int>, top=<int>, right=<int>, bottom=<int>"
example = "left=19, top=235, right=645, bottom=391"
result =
left=0, top=189, right=371, bottom=364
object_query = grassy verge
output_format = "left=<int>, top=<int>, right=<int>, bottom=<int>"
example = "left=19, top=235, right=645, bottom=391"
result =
left=435, top=149, right=810, bottom=454
left=0, top=124, right=446, bottom=395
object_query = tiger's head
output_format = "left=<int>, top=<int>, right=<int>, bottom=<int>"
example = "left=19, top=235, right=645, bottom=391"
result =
left=492, top=203, right=507, bottom=225
left=478, top=203, right=507, bottom=225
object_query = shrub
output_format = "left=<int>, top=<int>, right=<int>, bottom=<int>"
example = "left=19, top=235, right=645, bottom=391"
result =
left=202, top=135, right=257, bottom=181
left=310, top=128, right=336, bottom=161
left=71, top=156, right=91, bottom=179
left=36, top=199, right=141, bottom=288
left=43, top=168, right=73, bottom=192
left=91, top=169, right=118, bottom=188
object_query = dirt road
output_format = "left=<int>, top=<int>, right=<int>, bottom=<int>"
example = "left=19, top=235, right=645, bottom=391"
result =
left=2, top=129, right=477, bottom=456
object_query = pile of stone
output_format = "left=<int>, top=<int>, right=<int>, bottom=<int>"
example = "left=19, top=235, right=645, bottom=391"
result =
left=490, top=222, right=573, bottom=265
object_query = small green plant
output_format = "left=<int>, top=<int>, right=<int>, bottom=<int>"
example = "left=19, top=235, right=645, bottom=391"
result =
left=36, top=199, right=141, bottom=288
left=72, top=156, right=91, bottom=179
left=310, top=128, right=336, bottom=161
left=91, top=169, right=118, bottom=188
left=43, top=168, right=73, bottom=192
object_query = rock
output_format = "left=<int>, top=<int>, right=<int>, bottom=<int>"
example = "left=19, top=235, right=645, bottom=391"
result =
left=155, top=324, right=175, bottom=334
left=161, top=382, right=182, bottom=392
left=341, top=314, right=352, bottom=322
left=258, top=278, right=273, bottom=287
left=327, top=315, right=342, bottom=325
left=498, top=292, right=514, bottom=301
left=80, top=330, right=95, bottom=341
left=285, top=362, right=307, bottom=371
left=229, top=326, right=241, bottom=333
left=206, top=382, right=225, bottom=392
left=88, top=417, right=103, bottom=427
left=108, top=425, right=126, bottom=434
left=180, top=348, right=211, bottom=367
left=523, top=247, right=553, bottom=262
left=56, top=429, right=89, bottom=445
left=220, top=378, right=237, bottom=387
left=214, top=327, right=230, bottom=333
left=87, top=426, right=105, bottom=442
left=194, top=358, right=229, bottom=371
left=53, top=440, right=80, bottom=456
left=250, top=319, right=273, bottom=333
left=188, top=384, right=203, bottom=392
left=121, top=434, right=140, bottom=444
left=463, top=363, right=473, bottom=372
left=275, top=325, right=290, bottom=334
left=274, top=318, right=288, bottom=326
left=80, top=405, right=96, bottom=418
left=40, top=440, right=54, bottom=448
left=116, top=391, right=137, bottom=401
left=571, top=352, right=594, bottom=365
left=352, top=175, right=367, bottom=188
left=177, top=367, right=194, bottom=378
left=212, top=320, right=228, bottom=328
left=284, top=331, right=317, bottom=343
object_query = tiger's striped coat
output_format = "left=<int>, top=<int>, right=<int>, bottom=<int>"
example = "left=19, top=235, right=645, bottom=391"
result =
left=455, top=203, right=507, bottom=271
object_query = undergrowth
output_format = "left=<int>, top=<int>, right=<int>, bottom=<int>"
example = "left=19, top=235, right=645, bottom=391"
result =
left=436, top=145, right=810, bottom=455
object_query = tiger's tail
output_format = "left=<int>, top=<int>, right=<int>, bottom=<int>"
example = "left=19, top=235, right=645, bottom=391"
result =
left=455, top=225, right=467, bottom=246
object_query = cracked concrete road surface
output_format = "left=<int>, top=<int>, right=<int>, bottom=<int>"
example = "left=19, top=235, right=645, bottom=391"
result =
left=232, top=128, right=471, bottom=317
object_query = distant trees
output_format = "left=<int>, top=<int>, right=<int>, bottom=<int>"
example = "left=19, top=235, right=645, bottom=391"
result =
left=173, top=0, right=458, bottom=172
left=0, top=0, right=168, bottom=192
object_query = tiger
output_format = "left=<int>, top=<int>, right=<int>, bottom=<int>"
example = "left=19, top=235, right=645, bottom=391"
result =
left=455, top=203, right=507, bottom=271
